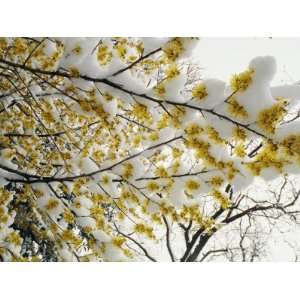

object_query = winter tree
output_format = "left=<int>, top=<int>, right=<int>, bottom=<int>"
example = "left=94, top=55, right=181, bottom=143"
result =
left=1, top=37, right=300, bottom=261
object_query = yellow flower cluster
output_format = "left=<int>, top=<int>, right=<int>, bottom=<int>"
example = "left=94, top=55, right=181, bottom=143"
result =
left=230, top=69, right=254, bottom=91
left=205, top=126, right=224, bottom=144
left=257, top=101, right=286, bottom=134
left=234, top=143, right=246, bottom=157
left=246, top=142, right=283, bottom=176
left=180, top=205, right=202, bottom=224
left=146, top=181, right=160, bottom=192
left=232, top=126, right=247, bottom=141
left=97, top=45, right=112, bottom=65
left=122, top=163, right=134, bottom=179
left=162, top=38, right=184, bottom=61
left=192, top=83, right=208, bottom=101
left=208, top=176, right=224, bottom=187
left=165, top=63, right=180, bottom=79
left=212, top=190, right=230, bottom=210
left=281, top=134, right=300, bottom=157
left=184, top=123, right=204, bottom=136
left=131, top=103, right=152, bottom=125
left=185, top=179, right=200, bottom=192
left=154, top=82, right=166, bottom=98
left=227, top=96, right=248, bottom=118
left=46, top=198, right=59, bottom=210
left=133, top=223, right=155, bottom=239
left=6, top=232, right=22, bottom=246
left=155, top=166, right=169, bottom=178
left=0, top=207, right=9, bottom=224
left=61, top=230, right=82, bottom=248
left=112, top=236, right=126, bottom=248
left=63, top=209, right=75, bottom=224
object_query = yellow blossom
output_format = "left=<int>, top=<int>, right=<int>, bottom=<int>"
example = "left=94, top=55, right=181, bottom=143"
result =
left=192, top=83, right=208, bottom=101
left=230, top=68, right=254, bottom=91
left=257, top=102, right=286, bottom=134
left=46, top=198, right=59, bottom=210
left=185, top=179, right=200, bottom=192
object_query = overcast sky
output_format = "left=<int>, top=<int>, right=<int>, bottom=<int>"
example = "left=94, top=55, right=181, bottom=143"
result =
left=195, top=38, right=300, bottom=85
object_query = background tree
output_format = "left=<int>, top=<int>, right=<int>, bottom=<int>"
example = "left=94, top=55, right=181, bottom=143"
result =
left=1, top=37, right=300, bottom=261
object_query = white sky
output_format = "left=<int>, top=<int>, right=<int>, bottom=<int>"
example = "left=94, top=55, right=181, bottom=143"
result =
left=195, top=38, right=300, bottom=85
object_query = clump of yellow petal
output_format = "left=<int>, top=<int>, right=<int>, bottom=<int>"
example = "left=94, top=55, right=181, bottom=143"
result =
left=246, top=142, right=283, bottom=176
left=212, top=190, right=230, bottom=210
left=162, top=38, right=184, bottom=61
left=46, top=198, right=59, bottom=210
left=227, top=96, right=248, bottom=118
left=146, top=181, right=160, bottom=192
left=192, top=83, right=208, bottom=101
left=185, top=179, right=200, bottom=192
left=63, top=209, right=75, bottom=224
left=281, top=134, right=300, bottom=156
left=122, top=163, right=134, bottom=179
left=131, top=103, right=152, bottom=125
left=112, top=236, right=126, bottom=248
left=184, top=123, right=204, bottom=137
left=165, top=63, right=180, bottom=79
left=230, top=69, right=254, bottom=91
left=6, top=232, right=22, bottom=246
left=205, top=126, right=224, bottom=144
left=154, top=82, right=166, bottom=98
left=257, top=101, right=286, bottom=134
left=134, top=223, right=155, bottom=239
left=97, top=45, right=112, bottom=65
left=232, top=126, right=247, bottom=141
left=209, top=176, right=224, bottom=187
left=155, top=166, right=169, bottom=178
left=114, top=42, right=127, bottom=59
left=234, top=143, right=246, bottom=158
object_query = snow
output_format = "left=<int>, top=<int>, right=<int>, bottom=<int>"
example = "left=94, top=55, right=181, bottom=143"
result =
left=235, top=83, right=276, bottom=122
left=171, top=159, right=191, bottom=175
left=181, top=38, right=200, bottom=59
left=142, top=38, right=170, bottom=54
left=275, top=119, right=300, bottom=140
left=271, top=84, right=300, bottom=100
left=0, top=177, right=8, bottom=188
left=59, top=247, right=78, bottom=262
left=81, top=51, right=126, bottom=79
left=231, top=163, right=254, bottom=191
left=58, top=37, right=89, bottom=69
left=77, top=217, right=96, bottom=229
left=203, top=113, right=236, bottom=140
left=71, top=195, right=93, bottom=216
left=282, top=162, right=300, bottom=175
left=181, top=110, right=201, bottom=126
left=58, top=38, right=128, bottom=79
left=102, top=243, right=128, bottom=262
left=157, top=127, right=177, bottom=144
left=169, top=179, right=188, bottom=207
left=78, top=157, right=99, bottom=174
left=164, top=74, right=188, bottom=103
left=43, top=40, right=57, bottom=57
left=259, top=167, right=281, bottom=181
left=249, top=56, right=277, bottom=83
left=110, top=70, right=150, bottom=94
left=92, top=230, right=111, bottom=243
left=190, top=78, right=226, bottom=109
left=97, top=172, right=120, bottom=198
left=271, top=84, right=300, bottom=108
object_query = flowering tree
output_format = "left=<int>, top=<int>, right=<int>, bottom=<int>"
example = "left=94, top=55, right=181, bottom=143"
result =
left=1, top=37, right=300, bottom=261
